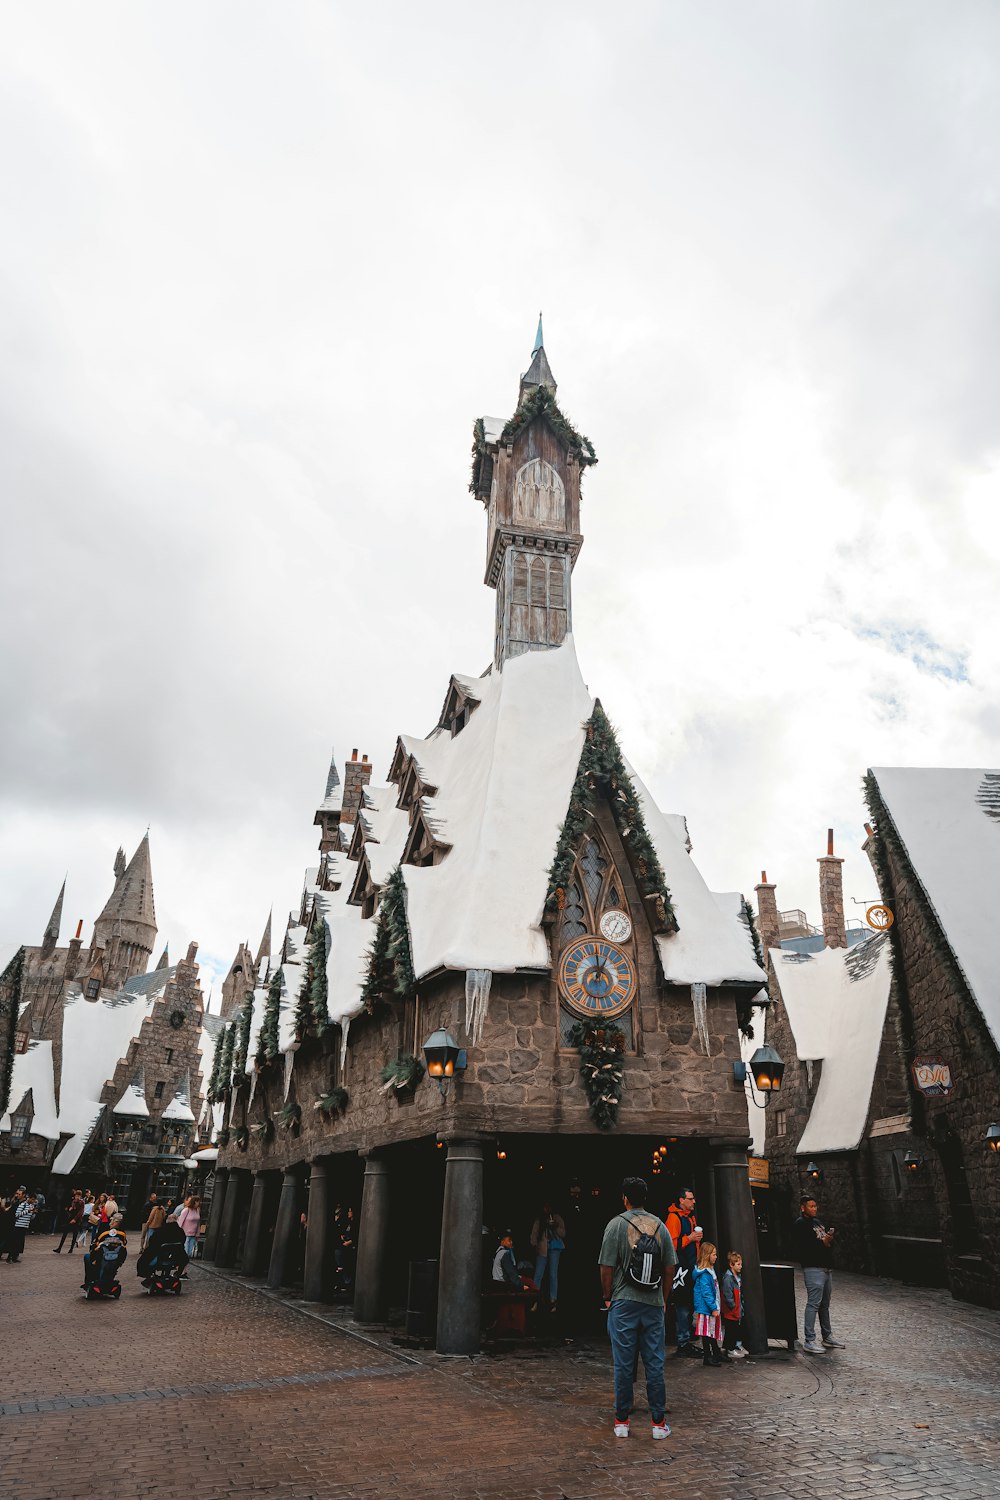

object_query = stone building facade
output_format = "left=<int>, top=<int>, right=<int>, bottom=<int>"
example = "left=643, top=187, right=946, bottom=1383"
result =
left=202, top=331, right=771, bottom=1355
left=759, top=783, right=1000, bottom=1310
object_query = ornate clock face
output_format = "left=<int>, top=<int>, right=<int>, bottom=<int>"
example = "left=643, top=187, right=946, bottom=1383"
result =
left=558, top=936, right=637, bottom=1020
left=599, top=908, right=633, bottom=943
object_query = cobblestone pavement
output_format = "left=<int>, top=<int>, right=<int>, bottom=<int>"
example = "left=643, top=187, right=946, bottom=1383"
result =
left=1, top=1244, right=998, bottom=1500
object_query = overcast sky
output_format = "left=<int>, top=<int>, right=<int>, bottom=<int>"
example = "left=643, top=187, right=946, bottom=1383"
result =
left=2, top=2, right=998, bottom=1000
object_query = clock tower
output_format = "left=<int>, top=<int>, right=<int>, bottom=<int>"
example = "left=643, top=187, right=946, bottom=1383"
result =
left=470, top=319, right=597, bottom=668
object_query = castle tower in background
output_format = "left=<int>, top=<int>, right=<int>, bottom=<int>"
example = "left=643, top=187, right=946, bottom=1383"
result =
left=90, top=834, right=158, bottom=989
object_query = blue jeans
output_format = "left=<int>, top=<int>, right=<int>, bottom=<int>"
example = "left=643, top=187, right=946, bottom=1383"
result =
left=607, top=1299, right=666, bottom=1424
left=803, top=1267, right=833, bottom=1343
left=674, top=1300, right=694, bottom=1348
left=534, top=1241, right=563, bottom=1301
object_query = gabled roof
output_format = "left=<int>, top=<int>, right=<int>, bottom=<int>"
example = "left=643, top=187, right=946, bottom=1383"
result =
left=871, top=767, right=1000, bottom=1053
left=0, top=1041, right=60, bottom=1140
left=162, top=1071, right=196, bottom=1123
left=113, top=1068, right=149, bottom=1119
left=768, top=933, right=892, bottom=1154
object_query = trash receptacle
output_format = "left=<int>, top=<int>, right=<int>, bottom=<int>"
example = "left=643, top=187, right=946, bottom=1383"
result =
left=406, top=1259, right=439, bottom=1339
left=760, top=1262, right=797, bottom=1349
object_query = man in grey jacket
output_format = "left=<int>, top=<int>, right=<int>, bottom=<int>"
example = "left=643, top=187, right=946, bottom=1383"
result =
left=792, top=1195, right=845, bottom=1353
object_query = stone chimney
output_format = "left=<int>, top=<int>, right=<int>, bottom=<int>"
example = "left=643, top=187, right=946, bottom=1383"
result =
left=64, top=919, right=83, bottom=978
left=754, top=871, right=782, bottom=960
left=818, top=829, right=847, bottom=949
left=340, top=749, right=373, bottom=826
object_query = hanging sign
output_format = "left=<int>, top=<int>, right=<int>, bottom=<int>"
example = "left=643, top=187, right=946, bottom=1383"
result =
left=865, top=904, right=894, bottom=930
left=911, top=1057, right=953, bottom=1096
left=748, top=1156, right=769, bottom=1188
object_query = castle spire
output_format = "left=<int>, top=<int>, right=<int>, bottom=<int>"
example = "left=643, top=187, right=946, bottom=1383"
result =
left=155, top=944, right=170, bottom=971
left=93, top=834, right=157, bottom=984
left=41, top=878, right=66, bottom=958
left=256, top=910, right=273, bottom=967
left=519, top=315, right=557, bottom=402
left=533, top=312, right=544, bottom=353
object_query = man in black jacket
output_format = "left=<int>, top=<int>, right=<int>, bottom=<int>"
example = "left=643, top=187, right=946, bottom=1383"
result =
left=792, top=1196, right=844, bottom=1353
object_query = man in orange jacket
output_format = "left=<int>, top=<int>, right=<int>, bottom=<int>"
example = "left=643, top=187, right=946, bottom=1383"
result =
left=665, top=1189, right=703, bottom=1356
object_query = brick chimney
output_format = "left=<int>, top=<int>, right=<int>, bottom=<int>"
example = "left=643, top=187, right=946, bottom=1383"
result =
left=754, top=871, right=782, bottom=960
left=65, top=919, right=84, bottom=978
left=818, top=829, right=847, bottom=949
left=340, top=749, right=372, bottom=826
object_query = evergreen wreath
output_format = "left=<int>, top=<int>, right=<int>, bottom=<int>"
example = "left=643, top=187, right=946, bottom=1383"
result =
left=378, top=1054, right=425, bottom=1091
left=0, top=948, right=24, bottom=1117
left=234, top=1125, right=250, bottom=1152
left=546, top=703, right=677, bottom=931
left=231, top=991, right=254, bottom=1082
left=216, top=1126, right=231, bottom=1148
left=360, top=867, right=416, bottom=1012
left=251, top=1117, right=275, bottom=1142
left=314, top=1087, right=349, bottom=1116
left=567, top=1020, right=626, bottom=1130
left=278, top=1101, right=301, bottom=1135
left=255, top=966, right=282, bottom=1068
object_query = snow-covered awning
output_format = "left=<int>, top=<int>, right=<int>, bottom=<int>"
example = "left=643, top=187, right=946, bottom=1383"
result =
left=0, top=1039, right=60, bottom=1141
left=191, top=1146, right=218, bottom=1162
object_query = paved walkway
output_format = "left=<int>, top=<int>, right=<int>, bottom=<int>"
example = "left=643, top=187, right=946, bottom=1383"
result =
left=1, top=1243, right=998, bottom=1499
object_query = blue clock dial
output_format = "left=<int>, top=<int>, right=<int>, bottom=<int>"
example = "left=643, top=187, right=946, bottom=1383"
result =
left=557, top=936, right=637, bottom=1020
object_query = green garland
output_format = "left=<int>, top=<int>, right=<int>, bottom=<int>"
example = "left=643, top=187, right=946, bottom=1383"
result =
left=216, top=1020, right=236, bottom=1098
left=314, top=1087, right=349, bottom=1116
left=567, top=1020, right=626, bottom=1130
left=360, top=867, right=416, bottom=1012
left=216, top=1126, right=231, bottom=1148
left=737, top=897, right=765, bottom=1040
left=546, top=703, right=677, bottom=931
left=231, top=991, right=254, bottom=1082
left=379, top=1054, right=425, bottom=1090
left=251, top=1117, right=275, bottom=1142
left=469, top=387, right=598, bottom=496
left=278, top=1101, right=301, bottom=1134
left=206, top=1025, right=227, bottom=1102
left=255, top=966, right=282, bottom=1068
left=0, top=948, right=25, bottom=1116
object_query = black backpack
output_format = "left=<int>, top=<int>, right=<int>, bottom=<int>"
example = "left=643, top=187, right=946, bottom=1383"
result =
left=623, top=1214, right=663, bottom=1290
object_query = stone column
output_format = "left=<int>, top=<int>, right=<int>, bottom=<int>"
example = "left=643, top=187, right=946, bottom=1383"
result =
left=217, top=1167, right=250, bottom=1268
left=202, top=1168, right=230, bottom=1261
left=240, top=1171, right=268, bottom=1276
left=436, top=1138, right=483, bottom=1355
left=303, top=1157, right=330, bottom=1303
left=712, top=1142, right=767, bottom=1355
left=818, top=830, right=847, bottom=948
left=266, top=1169, right=300, bottom=1291
left=354, top=1154, right=391, bottom=1324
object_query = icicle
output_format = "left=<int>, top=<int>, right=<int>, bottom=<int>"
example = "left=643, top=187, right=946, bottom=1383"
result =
left=228, top=1091, right=239, bottom=1125
left=283, top=1049, right=295, bottom=1102
left=806, top=1059, right=814, bottom=1089
left=691, top=982, right=710, bottom=1056
left=464, top=969, right=493, bottom=1046
left=247, top=1071, right=257, bottom=1112
left=340, top=1016, right=351, bottom=1073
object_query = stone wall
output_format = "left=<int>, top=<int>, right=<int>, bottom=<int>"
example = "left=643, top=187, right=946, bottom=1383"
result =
left=874, top=809, right=1000, bottom=1308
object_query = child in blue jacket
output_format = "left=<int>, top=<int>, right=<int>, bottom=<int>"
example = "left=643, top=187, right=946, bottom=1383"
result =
left=693, top=1241, right=723, bottom=1366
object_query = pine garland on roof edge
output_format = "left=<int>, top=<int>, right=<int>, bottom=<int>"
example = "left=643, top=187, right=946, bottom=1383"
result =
left=295, top=917, right=330, bottom=1040
left=217, top=1020, right=236, bottom=1097
left=255, top=966, right=282, bottom=1069
left=232, top=991, right=254, bottom=1081
left=469, top=388, right=598, bottom=495
left=360, top=867, right=416, bottom=1013
left=737, top=897, right=765, bottom=1040
left=546, top=703, right=677, bottom=931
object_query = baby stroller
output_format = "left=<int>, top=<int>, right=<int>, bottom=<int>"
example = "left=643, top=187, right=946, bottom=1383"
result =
left=138, top=1221, right=189, bottom=1296
left=83, top=1228, right=127, bottom=1300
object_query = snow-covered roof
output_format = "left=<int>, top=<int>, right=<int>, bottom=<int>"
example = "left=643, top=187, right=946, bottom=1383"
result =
left=51, top=1103, right=104, bottom=1175
left=481, top=415, right=505, bottom=444
left=0, top=1039, right=60, bottom=1141
left=191, top=1146, right=218, bottom=1162
left=872, top=766, right=1000, bottom=1052
left=769, top=933, right=892, bottom=1154
left=162, top=1072, right=196, bottom=1123
left=112, top=1071, right=149, bottom=1119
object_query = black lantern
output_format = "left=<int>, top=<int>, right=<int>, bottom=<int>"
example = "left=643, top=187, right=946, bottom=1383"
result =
left=985, top=1122, right=1000, bottom=1155
left=902, top=1150, right=923, bottom=1173
left=734, top=1044, right=786, bottom=1109
left=804, top=1160, right=823, bottom=1181
left=422, top=1029, right=467, bottom=1096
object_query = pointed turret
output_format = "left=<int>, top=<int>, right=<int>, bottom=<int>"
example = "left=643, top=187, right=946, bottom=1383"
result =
left=92, top=834, right=158, bottom=986
left=155, top=944, right=170, bottom=971
left=315, top=745, right=350, bottom=851
left=114, top=847, right=127, bottom=880
left=219, top=940, right=255, bottom=1022
left=519, top=313, right=557, bottom=402
left=255, top=911, right=272, bottom=968
left=40, top=879, right=66, bottom=959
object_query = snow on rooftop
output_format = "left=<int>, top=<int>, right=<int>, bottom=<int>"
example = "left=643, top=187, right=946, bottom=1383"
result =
left=52, top=1103, right=104, bottom=1175
left=112, top=1073, right=149, bottom=1118
left=873, top=766, right=1000, bottom=1052
left=0, top=1038, right=60, bottom=1140
left=58, top=982, right=159, bottom=1136
left=162, top=1072, right=196, bottom=1122
left=481, top=415, right=505, bottom=444
left=770, top=933, right=892, bottom=1154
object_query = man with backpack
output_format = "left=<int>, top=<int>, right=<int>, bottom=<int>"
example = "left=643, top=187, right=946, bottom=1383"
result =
left=598, top=1175, right=677, bottom=1442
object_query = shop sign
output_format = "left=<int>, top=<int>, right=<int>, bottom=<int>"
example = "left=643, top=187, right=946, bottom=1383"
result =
left=748, top=1156, right=769, bottom=1187
left=911, top=1057, right=953, bottom=1096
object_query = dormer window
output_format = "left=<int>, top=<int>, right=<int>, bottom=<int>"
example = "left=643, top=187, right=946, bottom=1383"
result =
left=437, top=677, right=481, bottom=739
left=85, top=978, right=101, bottom=999
left=9, top=1111, right=32, bottom=1147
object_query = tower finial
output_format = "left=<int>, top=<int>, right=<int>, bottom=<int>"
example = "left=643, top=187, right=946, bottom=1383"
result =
left=533, top=312, right=544, bottom=354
